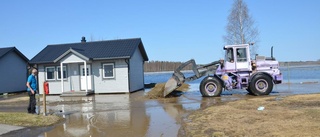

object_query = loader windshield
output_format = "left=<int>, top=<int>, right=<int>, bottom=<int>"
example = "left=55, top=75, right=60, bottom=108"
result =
left=226, top=48, right=234, bottom=62
left=236, top=48, right=247, bottom=62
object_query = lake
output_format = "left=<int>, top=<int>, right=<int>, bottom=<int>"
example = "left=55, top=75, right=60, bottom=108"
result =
left=144, top=65, right=320, bottom=95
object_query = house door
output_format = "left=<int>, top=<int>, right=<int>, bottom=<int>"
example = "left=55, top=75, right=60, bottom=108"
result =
left=80, top=65, right=92, bottom=90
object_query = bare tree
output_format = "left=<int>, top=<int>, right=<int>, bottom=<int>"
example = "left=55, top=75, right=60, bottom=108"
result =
left=223, top=0, right=259, bottom=57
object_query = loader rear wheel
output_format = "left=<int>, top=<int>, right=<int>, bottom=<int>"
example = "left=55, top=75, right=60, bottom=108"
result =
left=199, top=77, right=222, bottom=97
left=249, top=74, right=273, bottom=96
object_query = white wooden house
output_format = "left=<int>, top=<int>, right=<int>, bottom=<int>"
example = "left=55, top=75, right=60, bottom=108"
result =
left=29, top=37, right=148, bottom=95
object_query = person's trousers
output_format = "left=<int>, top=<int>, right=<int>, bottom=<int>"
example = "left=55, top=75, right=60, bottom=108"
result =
left=28, top=92, right=36, bottom=113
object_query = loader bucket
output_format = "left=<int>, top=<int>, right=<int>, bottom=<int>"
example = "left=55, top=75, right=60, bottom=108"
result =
left=163, top=76, right=181, bottom=97
left=163, top=59, right=204, bottom=97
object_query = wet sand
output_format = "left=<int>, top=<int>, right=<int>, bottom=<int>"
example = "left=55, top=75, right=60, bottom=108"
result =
left=1, top=83, right=320, bottom=137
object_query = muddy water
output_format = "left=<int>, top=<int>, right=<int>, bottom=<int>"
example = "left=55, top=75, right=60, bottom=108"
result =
left=33, top=84, right=319, bottom=137
left=34, top=93, right=222, bottom=136
left=3, top=82, right=320, bottom=137
left=17, top=90, right=245, bottom=137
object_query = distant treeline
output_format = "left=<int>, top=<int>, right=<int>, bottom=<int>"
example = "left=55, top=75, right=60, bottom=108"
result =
left=144, top=60, right=320, bottom=72
left=144, top=61, right=193, bottom=72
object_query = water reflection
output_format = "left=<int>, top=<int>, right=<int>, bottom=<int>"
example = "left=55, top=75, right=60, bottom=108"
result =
left=40, top=90, right=237, bottom=137
left=43, top=93, right=150, bottom=137
left=274, top=83, right=320, bottom=95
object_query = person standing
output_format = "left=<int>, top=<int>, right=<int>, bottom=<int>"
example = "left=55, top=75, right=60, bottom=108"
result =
left=26, top=68, right=38, bottom=114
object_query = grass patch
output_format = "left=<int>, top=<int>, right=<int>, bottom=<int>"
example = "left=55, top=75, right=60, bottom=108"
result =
left=0, top=96, right=29, bottom=103
left=146, top=83, right=189, bottom=99
left=182, top=94, right=320, bottom=137
left=0, top=112, right=64, bottom=127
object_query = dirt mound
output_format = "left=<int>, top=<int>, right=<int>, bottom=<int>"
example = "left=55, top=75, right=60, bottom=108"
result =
left=146, top=83, right=189, bottom=99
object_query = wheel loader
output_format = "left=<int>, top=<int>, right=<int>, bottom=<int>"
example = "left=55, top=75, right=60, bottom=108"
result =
left=164, top=44, right=283, bottom=97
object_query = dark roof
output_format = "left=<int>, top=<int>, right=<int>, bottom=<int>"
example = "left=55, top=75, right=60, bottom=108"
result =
left=0, top=47, right=29, bottom=62
left=29, top=38, right=148, bottom=64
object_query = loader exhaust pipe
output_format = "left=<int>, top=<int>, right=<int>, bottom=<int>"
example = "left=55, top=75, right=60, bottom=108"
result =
left=271, top=46, right=274, bottom=60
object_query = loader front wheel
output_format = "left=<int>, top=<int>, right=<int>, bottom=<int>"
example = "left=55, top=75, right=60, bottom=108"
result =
left=200, top=77, right=222, bottom=97
left=249, top=74, right=273, bottom=96
left=246, top=87, right=253, bottom=95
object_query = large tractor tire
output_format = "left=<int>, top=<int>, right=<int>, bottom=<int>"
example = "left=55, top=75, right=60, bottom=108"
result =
left=249, top=74, right=273, bottom=96
left=199, top=76, right=223, bottom=97
left=246, top=87, right=253, bottom=95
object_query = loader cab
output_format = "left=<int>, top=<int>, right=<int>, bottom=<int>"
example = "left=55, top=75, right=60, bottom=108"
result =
left=224, top=44, right=252, bottom=72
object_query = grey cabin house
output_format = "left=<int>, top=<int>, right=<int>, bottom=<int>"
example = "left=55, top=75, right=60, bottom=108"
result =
left=29, top=37, right=148, bottom=95
left=0, top=47, right=29, bottom=93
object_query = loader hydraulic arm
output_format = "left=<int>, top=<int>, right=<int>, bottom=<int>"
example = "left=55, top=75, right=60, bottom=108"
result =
left=163, top=59, right=220, bottom=97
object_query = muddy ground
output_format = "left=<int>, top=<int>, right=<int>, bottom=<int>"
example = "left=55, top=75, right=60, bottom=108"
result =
left=1, top=83, right=320, bottom=137
left=181, top=94, right=320, bottom=137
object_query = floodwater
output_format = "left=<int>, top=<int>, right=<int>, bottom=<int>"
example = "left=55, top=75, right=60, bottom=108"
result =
left=5, top=65, right=320, bottom=137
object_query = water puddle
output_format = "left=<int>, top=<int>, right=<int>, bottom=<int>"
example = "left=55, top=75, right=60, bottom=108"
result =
left=32, top=90, right=249, bottom=137
left=4, top=83, right=320, bottom=137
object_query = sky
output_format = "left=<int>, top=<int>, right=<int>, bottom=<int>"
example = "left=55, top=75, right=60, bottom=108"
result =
left=1, top=0, right=320, bottom=64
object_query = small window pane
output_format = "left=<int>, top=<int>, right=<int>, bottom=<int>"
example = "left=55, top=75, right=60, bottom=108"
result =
left=82, top=68, right=89, bottom=76
left=82, top=68, right=85, bottom=76
left=46, top=67, right=55, bottom=80
left=103, top=64, right=114, bottom=78
left=226, top=48, right=234, bottom=62
left=86, top=68, right=89, bottom=76
left=57, top=66, right=67, bottom=79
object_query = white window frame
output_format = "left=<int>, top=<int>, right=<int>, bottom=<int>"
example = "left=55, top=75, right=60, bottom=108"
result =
left=103, top=63, right=115, bottom=79
left=57, top=66, right=67, bottom=80
left=45, top=66, right=55, bottom=80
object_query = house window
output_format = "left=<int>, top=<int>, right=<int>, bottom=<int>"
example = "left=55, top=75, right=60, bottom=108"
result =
left=57, top=66, right=67, bottom=80
left=45, top=67, right=55, bottom=80
left=103, top=63, right=114, bottom=78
